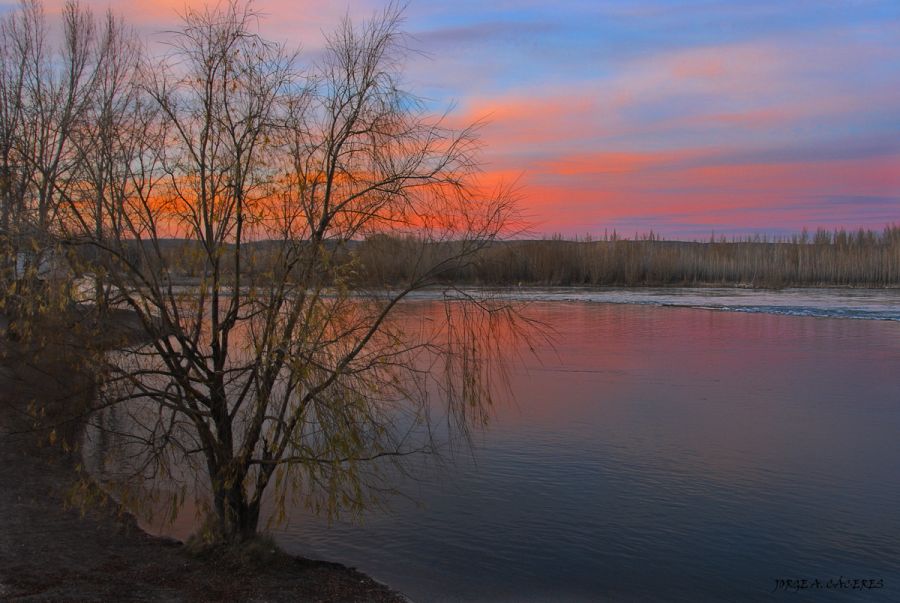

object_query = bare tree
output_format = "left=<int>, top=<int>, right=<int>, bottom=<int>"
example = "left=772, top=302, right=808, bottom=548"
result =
left=21, top=1, right=96, bottom=248
left=0, top=3, right=31, bottom=287
left=65, top=9, right=144, bottom=312
left=0, top=0, right=103, bottom=338
left=60, top=1, right=526, bottom=544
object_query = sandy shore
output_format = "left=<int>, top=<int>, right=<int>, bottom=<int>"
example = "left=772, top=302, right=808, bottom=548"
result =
left=0, top=311, right=405, bottom=602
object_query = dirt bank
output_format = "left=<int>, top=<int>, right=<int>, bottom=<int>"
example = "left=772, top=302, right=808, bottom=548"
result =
left=0, top=311, right=405, bottom=602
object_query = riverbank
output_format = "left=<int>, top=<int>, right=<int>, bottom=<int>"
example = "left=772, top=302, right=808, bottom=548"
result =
left=0, top=311, right=405, bottom=602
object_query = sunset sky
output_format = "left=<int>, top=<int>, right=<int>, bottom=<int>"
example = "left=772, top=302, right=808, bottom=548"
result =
left=15, top=0, right=900, bottom=239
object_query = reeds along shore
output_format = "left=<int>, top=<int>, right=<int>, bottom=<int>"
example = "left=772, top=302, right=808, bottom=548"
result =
left=355, top=225, right=900, bottom=288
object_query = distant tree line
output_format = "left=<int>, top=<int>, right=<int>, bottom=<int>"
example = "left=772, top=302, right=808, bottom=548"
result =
left=139, top=224, right=900, bottom=289
left=352, top=225, right=900, bottom=288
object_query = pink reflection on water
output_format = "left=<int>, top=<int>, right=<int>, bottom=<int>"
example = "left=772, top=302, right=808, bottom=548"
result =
left=490, top=302, right=900, bottom=484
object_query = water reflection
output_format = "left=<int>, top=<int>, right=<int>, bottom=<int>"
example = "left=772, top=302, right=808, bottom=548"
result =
left=277, top=303, right=900, bottom=602
left=87, top=300, right=900, bottom=602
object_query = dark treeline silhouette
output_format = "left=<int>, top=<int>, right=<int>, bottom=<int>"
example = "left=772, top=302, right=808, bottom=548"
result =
left=138, top=226, right=899, bottom=289
left=354, top=225, right=900, bottom=288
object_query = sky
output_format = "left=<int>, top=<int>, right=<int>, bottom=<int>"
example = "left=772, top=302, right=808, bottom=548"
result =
left=9, top=0, right=900, bottom=239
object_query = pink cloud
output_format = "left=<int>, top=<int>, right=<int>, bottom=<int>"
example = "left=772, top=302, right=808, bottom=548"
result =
left=19, top=1, right=896, bottom=238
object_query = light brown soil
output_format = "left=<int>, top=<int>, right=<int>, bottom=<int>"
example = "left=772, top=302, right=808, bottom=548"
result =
left=0, top=311, right=406, bottom=602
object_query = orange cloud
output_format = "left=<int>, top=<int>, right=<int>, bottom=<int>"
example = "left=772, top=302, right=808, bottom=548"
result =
left=536, top=150, right=703, bottom=177
left=22, top=0, right=896, bottom=239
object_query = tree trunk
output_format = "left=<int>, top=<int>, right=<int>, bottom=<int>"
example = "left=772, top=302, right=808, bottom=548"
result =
left=211, top=471, right=260, bottom=543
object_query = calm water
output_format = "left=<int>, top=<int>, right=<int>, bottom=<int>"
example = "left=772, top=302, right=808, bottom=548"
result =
left=91, top=291, right=900, bottom=602
left=410, top=286, right=900, bottom=321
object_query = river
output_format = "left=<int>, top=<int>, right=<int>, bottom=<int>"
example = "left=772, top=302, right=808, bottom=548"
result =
left=87, top=288, right=900, bottom=602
